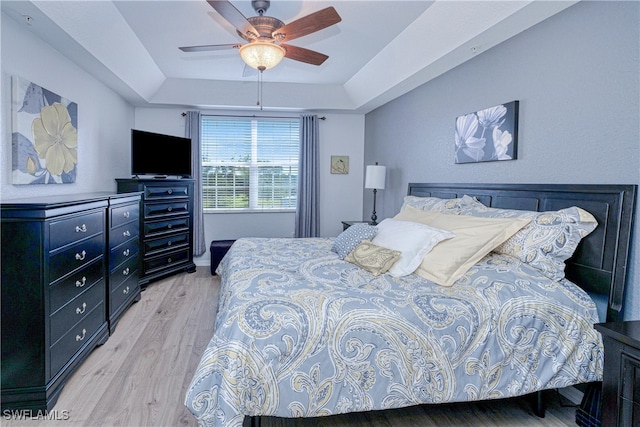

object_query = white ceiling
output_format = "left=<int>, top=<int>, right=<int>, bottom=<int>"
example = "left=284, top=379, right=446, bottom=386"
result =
left=2, top=0, right=578, bottom=113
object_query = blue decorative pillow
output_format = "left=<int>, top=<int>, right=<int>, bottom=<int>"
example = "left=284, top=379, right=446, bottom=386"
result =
left=332, top=223, right=378, bottom=259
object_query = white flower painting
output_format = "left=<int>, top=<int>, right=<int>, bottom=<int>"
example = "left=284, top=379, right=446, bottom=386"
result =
left=11, top=76, right=78, bottom=184
left=455, top=101, right=518, bottom=164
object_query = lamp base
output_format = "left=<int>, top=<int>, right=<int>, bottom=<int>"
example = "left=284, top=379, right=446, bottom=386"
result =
left=369, top=189, right=378, bottom=226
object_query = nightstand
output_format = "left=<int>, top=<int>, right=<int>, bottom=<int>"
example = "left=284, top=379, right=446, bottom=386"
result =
left=341, top=220, right=371, bottom=230
left=594, top=320, right=640, bottom=426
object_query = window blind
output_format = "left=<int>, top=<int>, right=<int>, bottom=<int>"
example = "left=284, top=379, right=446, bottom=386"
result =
left=201, top=116, right=299, bottom=210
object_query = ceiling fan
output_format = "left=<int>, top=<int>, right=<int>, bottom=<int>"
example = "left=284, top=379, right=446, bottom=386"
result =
left=179, top=0, right=342, bottom=71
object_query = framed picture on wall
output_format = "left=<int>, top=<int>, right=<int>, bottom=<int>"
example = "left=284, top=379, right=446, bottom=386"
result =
left=331, top=155, right=349, bottom=174
left=11, top=76, right=78, bottom=184
left=455, top=100, right=518, bottom=164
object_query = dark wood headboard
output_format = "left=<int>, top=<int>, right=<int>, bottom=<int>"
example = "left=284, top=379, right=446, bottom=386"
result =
left=407, top=183, right=636, bottom=322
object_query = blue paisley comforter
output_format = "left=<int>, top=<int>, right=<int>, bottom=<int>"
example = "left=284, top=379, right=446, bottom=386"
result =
left=185, top=237, right=603, bottom=427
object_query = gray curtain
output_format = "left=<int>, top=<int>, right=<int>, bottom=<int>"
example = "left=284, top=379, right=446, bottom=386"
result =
left=295, top=114, right=320, bottom=237
left=185, top=111, right=206, bottom=256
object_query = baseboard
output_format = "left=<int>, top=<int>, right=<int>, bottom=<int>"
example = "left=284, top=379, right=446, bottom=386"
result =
left=194, top=259, right=210, bottom=267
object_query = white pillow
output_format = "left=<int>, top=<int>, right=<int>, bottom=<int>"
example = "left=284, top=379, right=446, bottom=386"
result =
left=372, top=218, right=454, bottom=277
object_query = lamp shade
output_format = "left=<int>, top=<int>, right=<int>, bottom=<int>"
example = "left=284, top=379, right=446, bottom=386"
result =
left=239, top=42, right=286, bottom=70
left=365, top=164, right=386, bottom=190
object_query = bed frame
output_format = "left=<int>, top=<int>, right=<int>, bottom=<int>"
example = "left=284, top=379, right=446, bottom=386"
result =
left=408, top=183, right=637, bottom=323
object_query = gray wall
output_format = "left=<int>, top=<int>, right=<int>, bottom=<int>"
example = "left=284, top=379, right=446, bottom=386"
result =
left=364, top=1, right=640, bottom=320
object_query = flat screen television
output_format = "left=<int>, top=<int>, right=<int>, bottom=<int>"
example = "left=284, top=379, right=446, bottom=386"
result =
left=131, top=129, right=192, bottom=178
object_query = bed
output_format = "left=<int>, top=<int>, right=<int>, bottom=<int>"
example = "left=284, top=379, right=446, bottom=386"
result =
left=185, top=183, right=636, bottom=427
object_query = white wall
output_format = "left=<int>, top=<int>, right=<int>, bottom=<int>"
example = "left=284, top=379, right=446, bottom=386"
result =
left=1, top=12, right=134, bottom=199
left=134, top=107, right=365, bottom=266
left=364, top=1, right=640, bottom=320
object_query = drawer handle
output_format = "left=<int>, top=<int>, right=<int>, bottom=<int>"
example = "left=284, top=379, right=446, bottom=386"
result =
left=167, top=207, right=173, bottom=212
left=123, top=249, right=130, bottom=257
left=167, top=257, right=173, bottom=264
left=76, top=302, right=87, bottom=315
left=123, top=267, right=130, bottom=276
left=76, top=329, right=87, bottom=342
left=75, top=224, right=87, bottom=233
left=76, top=276, right=87, bottom=287
left=167, top=241, right=172, bottom=246
left=123, top=211, right=130, bottom=219
left=167, top=224, right=172, bottom=229
left=123, top=230, right=131, bottom=237
left=75, top=250, right=87, bottom=261
left=167, top=189, right=173, bottom=195
left=123, top=286, right=130, bottom=295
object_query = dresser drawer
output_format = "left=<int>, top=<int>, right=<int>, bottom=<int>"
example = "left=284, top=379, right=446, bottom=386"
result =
left=144, top=216, right=190, bottom=237
left=620, top=352, right=640, bottom=425
left=109, top=255, right=139, bottom=290
left=49, top=259, right=104, bottom=312
left=620, top=399, right=640, bottom=427
left=110, top=221, right=139, bottom=249
left=110, top=203, right=139, bottom=228
left=143, top=184, right=189, bottom=200
left=144, top=232, right=189, bottom=256
left=144, top=201, right=189, bottom=219
left=50, top=279, right=104, bottom=342
left=49, top=301, right=105, bottom=376
left=49, top=210, right=104, bottom=251
left=110, top=272, right=140, bottom=312
left=144, top=248, right=190, bottom=273
left=109, top=238, right=139, bottom=271
left=49, top=234, right=105, bottom=283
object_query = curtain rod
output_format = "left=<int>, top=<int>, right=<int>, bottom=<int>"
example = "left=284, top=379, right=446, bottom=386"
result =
left=181, top=112, right=326, bottom=120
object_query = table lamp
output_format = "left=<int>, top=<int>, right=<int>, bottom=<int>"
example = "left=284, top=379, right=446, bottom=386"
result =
left=364, top=162, right=386, bottom=225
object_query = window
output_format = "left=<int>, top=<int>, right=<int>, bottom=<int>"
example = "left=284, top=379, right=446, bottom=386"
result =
left=201, top=116, right=299, bottom=211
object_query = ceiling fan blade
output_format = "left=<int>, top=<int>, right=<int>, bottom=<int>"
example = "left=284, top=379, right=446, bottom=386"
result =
left=272, top=7, right=341, bottom=42
left=179, top=43, right=240, bottom=53
left=281, top=44, right=329, bottom=66
left=207, top=0, right=259, bottom=39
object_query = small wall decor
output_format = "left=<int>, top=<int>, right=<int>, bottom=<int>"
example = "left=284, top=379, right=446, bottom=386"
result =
left=11, top=76, right=78, bottom=184
left=331, top=155, right=349, bottom=174
left=455, top=100, right=518, bottom=164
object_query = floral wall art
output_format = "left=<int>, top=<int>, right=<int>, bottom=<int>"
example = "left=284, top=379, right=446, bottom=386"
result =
left=11, top=76, right=78, bottom=184
left=454, top=100, right=518, bottom=164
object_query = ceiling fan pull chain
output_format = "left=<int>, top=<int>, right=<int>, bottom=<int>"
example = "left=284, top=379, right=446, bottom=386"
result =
left=257, top=67, right=265, bottom=110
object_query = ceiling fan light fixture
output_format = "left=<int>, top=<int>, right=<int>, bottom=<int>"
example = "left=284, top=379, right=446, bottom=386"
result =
left=239, top=42, right=285, bottom=70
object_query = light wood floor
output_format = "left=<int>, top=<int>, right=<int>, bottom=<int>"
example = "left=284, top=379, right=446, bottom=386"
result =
left=4, top=267, right=580, bottom=427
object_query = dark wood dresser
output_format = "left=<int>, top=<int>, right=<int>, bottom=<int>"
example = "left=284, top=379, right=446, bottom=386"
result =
left=116, top=178, right=196, bottom=286
left=595, top=321, right=640, bottom=426
left=0, top=192, right=142, bottom=410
